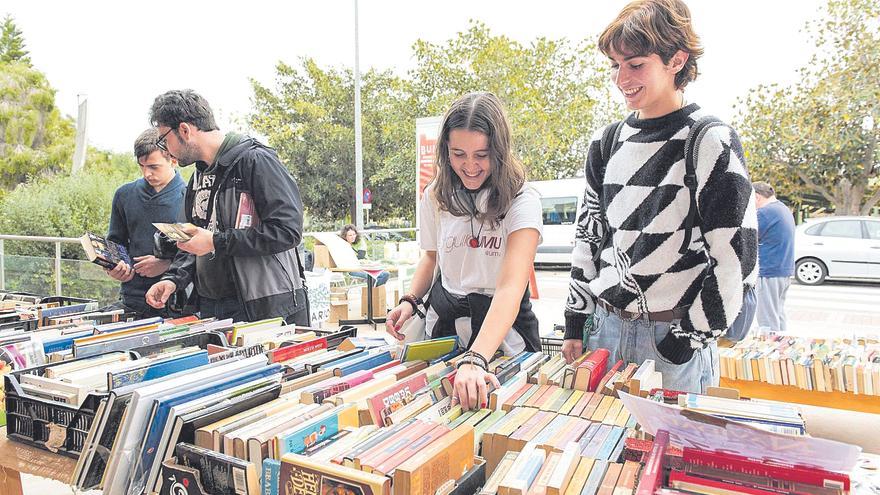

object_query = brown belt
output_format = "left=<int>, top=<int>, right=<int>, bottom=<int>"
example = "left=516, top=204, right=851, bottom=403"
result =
left=597, top=299, right=689, bottom=322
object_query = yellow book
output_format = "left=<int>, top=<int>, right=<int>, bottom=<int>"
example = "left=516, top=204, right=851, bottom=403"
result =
left=563, top=457, right=595, bottom=495
left=590, top=395, right=615, bottom=422
left=601, top=400, right=624, bottom=425
left=559, top=390, right=584, bottom=415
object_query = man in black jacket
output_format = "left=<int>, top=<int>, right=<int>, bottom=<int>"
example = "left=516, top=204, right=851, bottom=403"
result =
left=144, top=89, right=309, bottom=324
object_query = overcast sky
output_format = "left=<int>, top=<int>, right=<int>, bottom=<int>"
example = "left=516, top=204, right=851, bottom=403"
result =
left=5, top=0, right=825, bottom=154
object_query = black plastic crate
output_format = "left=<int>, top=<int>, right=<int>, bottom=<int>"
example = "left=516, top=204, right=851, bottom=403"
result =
left=4, top=351, right=137, bottom=457
left=541, top=336, right=564, bottom=356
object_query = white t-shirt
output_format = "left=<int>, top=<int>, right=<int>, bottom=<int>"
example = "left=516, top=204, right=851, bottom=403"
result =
left=420, top=183, right=543, bottom=354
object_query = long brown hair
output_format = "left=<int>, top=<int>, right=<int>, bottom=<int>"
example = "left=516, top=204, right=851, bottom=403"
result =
left=432, top=92, right=525, bottom=227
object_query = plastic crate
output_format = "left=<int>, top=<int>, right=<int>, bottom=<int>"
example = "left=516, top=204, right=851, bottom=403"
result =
left=285, top=325, right=357, bottom=351
left=4, top=351, right=137, bottom=457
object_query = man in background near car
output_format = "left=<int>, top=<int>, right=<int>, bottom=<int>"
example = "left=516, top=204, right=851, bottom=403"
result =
left=105, top=128, right=186, bottom=318
left=753, top=181, right=796, bottom=334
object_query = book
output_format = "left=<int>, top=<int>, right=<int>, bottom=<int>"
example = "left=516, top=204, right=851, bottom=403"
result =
left=262, top=458, right=281, bottom=495
left=367, top=372, right=429, bottom=426
left=172, top=442, right=260, bottom=495
left=80, top=232, right=132, bottom=269
left=235, top=191, right=261, bottom=229
left=400, top=336, right=457, bottom=362
left=563, top=457, right=595, bottom=495
left=393, top=424, right=476, bottom=495
left=279, top=453, right=390, bottom=495
left=573, top=348, right=610, bottom=392
left=635, top=430, right=668, bottom=495
left=153, top=222, right=198, bottom=242
left=274, top=403, right=359, bottom=458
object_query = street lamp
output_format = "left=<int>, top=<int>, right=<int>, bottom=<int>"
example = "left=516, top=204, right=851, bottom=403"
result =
left=353, top=0, right=364, bottom=230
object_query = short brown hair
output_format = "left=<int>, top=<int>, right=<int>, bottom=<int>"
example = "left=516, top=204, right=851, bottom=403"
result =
left=753, top=181, right=775, bottom=198
left=133, top=128, right=170, bottom=161
left=598, top=0, right=703, bottom=89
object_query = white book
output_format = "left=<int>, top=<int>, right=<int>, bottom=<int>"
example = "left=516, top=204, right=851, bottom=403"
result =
left=20, top=374, right=91, bottom=405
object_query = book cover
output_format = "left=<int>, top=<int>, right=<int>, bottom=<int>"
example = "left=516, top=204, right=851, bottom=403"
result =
left=108, top=351, right=209, bottom=390
left=235, top=191, right=262, bottom=229
left=152, top=222, right=198, bottom=242
left=393, top=425, right=476, bottom=495
left=335, top=350, right=393, bottom=377
left=80, top=232, right=132, bottom=269
left=574, top=348, right=610, bottom=392
left=174, top=442, right=260, bottom=495
left=262, top=458, right=281, bottom=495
left=279, top=453, right=390, bottom=495
left=301, top=370, right=374, bottom=404
left=400, top=336, right=457, bottom=362
left=275, top=403, right=359, bottom=457
left=367, top=372, right=429, bottom=426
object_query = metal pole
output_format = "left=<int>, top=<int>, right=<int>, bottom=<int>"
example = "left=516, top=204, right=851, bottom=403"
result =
left=0, top=239, right=5, bottom=291
left=353, top=0, right=364, bottom=230
left=55, top=242, right=62, bottom=296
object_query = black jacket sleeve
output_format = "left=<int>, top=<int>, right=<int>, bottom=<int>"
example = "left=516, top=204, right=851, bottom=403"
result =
left=213, top=148, right=304, bottom=257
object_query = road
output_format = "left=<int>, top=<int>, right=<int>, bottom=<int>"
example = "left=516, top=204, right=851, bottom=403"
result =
left=531, top=269, right=880, bottom=340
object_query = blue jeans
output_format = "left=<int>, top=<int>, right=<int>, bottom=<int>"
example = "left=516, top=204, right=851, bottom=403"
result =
left=586, top=305, right=719, bottom=394
left=350, top=270, right=389, bottom=286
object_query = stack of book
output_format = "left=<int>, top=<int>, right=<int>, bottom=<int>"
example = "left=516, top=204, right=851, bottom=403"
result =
left=719, top=334, right=880, bottom=395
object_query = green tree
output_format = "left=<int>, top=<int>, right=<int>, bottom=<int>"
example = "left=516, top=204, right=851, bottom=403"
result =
left=736, top=0, right=879, bottom=215
left=0, top=61, right=76, bottom=189
left=251, top=22, right=622, bottom=225
left=409, top=21, right=622, bottom=181
left=0, top=15, right=30, bottom=65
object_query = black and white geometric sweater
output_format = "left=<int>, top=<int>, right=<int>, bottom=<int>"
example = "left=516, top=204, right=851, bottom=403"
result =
left=564, top=104, right=758, bottom=352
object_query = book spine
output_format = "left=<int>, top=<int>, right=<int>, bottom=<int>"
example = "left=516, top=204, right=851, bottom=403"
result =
left=269, top=338, right=328, bottom=363
left=262, top=458, right=280, bottom=495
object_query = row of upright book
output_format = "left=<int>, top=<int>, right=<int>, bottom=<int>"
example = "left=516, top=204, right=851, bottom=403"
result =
left=719, top=334, right=880, bottom=395
left=0, top=301, right=864, bottom=495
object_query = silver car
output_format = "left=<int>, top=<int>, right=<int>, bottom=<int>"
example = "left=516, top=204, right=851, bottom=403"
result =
left=794, top=216, right=880, bottom=285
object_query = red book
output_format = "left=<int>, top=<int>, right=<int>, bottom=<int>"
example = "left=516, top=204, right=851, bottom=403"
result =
left=573, top=348, right=610, bottom=391
left=370, top=359, right=402, bottom=375
left=682, top=448, right=850, bottom=491
left=595, top=359, right=623, bottom=394
left=636, top=430, right=669, bottom=495
left=372, top=423, right=450, bottom=475
left=669, top=469, right=784, bottom=495
left=268, top=337, right=328, bottom=363
left=367, top=372, right=430, bottom=426
left=234, top=191, right=261, bottom=229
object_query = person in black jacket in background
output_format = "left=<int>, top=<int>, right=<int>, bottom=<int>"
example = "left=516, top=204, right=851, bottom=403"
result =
left=144, top=89, right=310, bottom=324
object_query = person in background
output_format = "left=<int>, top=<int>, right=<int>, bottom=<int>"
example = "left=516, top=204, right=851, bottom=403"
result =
left=144, top=89, right=310, bottom=324
left=340, top=224, right=390, bottom=286
left=561, top=0, right=758, bottom=394
left=105, top=128, right=186, bottom=318
left=385, top=91, right=543, bottom=410
left=753, top=181, right=795, bottom=334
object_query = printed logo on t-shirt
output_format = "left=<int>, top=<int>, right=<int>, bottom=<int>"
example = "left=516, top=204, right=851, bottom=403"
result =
left=443, top=232, right=503, bottom=257
left=192, top=172, right=217, bottom=230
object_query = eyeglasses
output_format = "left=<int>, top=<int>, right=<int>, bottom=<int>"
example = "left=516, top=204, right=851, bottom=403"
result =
left=155, top=127, right=175, bottom=152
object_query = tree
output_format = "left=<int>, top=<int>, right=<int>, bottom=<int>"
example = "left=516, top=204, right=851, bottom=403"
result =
left=0, top=15, right=30, bottom=65
left=409, top=21, right=622, bottom=181
left=736, top=0, right=879, bottom=215
left=0, top=61, right=77, bottom=189
left=251, top=22, right=622, bottom=225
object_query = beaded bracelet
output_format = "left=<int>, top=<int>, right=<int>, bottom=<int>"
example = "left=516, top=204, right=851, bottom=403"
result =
left=456, top=350, right=488, bottom=371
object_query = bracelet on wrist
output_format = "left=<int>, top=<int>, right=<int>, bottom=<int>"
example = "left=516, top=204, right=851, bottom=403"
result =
left=398, top=294, right=425, bottom=318
left=456, top=350, right=488, bottom=371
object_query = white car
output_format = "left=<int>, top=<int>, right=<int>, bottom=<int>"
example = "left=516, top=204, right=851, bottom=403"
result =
left=530, top=178, right=584, bottom=266
left=793, top=216, right=880, bottom=285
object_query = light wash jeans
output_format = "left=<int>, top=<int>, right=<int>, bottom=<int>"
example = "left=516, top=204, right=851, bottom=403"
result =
left=586, top=304, right=720, bottom=394
left=756, top=276, right=790, bottom=334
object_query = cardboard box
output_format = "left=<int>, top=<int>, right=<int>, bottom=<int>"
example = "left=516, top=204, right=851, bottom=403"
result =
left=314, top=244, right=336, bottom=268
left=361, top=285, right=386, bottom=317
left=329, top=301, right=349, bottom=323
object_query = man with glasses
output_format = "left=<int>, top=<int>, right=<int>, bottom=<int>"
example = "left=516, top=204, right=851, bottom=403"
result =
left=105, top=128, right=186, bottom=318
left=144, top=89, right=310, bottom=324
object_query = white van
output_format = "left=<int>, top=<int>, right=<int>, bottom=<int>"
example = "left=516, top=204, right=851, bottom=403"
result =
left=529, top=178, right=584, bottom=266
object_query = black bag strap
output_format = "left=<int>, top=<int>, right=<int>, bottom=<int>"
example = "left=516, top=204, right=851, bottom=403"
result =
left=592, top=119, right=626, bottom=263
left=679, top=115, right=725, bottom=255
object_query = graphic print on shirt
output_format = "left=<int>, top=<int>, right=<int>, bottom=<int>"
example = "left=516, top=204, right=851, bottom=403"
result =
left=192, top=172, right=217, bottom=231
left=442, top=230, right=504, bottom=257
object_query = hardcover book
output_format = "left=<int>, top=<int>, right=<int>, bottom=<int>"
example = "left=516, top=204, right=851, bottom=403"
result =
left=80, top=232, right=132, bottom=269
left=279, top=453, right=391, bottom=495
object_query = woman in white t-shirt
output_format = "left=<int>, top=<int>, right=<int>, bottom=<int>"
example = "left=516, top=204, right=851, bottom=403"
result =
left=386, top=92, right=543, bottom=410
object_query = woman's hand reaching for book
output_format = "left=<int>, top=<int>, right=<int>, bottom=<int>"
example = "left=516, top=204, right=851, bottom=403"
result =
left=453, top=364, right=501, bottom=411
left=146, top=280, right=177, bottom=309
left=105, top=261, right=134, bottom=282
left=385, top=303, right=413, bottom=341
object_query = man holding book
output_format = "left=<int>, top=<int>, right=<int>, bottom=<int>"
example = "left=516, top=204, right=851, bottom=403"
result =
left=105, top=128, right=186, bottom=318
left=144, top=89, right=310, bottom=325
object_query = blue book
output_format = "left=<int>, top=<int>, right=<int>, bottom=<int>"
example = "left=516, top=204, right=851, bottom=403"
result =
left=108, top=351, right=209, bottom=389
left=261, top=458, right=280, bottom=495
left=275, top=404, right=357, bottom=457
left=40, top=303, right=95, bottom=321
left=335, top=350, right=392, bottom=376
left=129, top=364, right=283, bottom=494
left=513, top=449, right=546, bottom=491
left=42, top=330, right=93, bottom=353
left=596, top=426, right=624, bottom=460
left=581, top=459, right=608, bottom=495
left=576, top=423, right=601, bottom=451
left=431, top=347, right=464, bottom=365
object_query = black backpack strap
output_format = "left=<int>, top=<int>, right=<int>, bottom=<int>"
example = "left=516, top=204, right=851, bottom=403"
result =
left=592, top=120, right=625, bottom=263
left=679, top=115, right=725, bottom=254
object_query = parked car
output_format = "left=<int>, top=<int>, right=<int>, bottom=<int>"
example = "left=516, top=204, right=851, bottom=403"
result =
left=793, top=216, right=880, bottom=285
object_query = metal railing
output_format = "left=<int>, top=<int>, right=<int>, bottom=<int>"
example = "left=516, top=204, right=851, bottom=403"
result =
left=0, top=228, right=418, bottom=296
